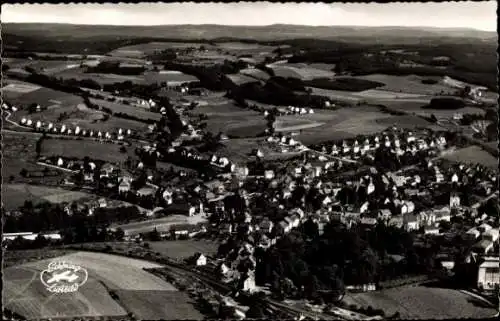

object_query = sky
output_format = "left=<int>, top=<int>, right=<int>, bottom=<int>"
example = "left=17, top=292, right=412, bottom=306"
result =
left=2, top=1, right=497, bottom=31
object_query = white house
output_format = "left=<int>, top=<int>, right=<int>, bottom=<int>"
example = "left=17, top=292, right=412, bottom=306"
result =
left=360, top=201, right=369, bottom=214
left=26, top=119, right=33, bottom=126
left=57, top=158, right=64, bottom=167
left=483, top=228, right=499, bottom=243
left=195, top=253, right=207, bottom=266
left=378, top=209, right=392, bottom=220
left=403, top=214, right=419, bottom=231
left=477, top=257, right=499, bottom=291
left=424, top=225, right=441, bottom=235
left=418, top=211, right=437, bottom=226
left=466, top=227, right=481, bottom=239
left=119, top=179, right=131, bottom=193
left=242, top=273, right=256, bottom=292
left=450, top=194, right=461, bottom=208
left=479, top=223, right=493, bottom=233
left=367, top=181, right=375, bottom=195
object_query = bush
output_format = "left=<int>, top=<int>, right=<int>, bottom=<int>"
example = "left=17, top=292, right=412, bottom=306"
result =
left=426, top=97, right=466, bottom=110
left=421, top=79, right=438, bottom=85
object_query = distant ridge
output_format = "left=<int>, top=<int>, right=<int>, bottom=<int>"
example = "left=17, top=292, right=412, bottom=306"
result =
left=3, top=23, right=497, bottom=41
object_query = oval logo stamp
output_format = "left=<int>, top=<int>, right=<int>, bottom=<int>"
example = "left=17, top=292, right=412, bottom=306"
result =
left=40, top=261, right=88, bottom=293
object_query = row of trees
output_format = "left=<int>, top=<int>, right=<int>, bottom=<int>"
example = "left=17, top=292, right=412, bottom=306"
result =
left=3, top=200, right=143, bottom=235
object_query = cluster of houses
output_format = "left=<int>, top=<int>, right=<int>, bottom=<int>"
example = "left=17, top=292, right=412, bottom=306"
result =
left=137, top=98, right=157, bottom=109
left=318, top=130, right=447, bottom=159
left=182, top=124, right=499, bottom=296
left=2, top=231, right=61, bottom=243
left=278, top=106, right=315, bottom=116
left=19, top=117, right=133, bottom=140
left=266, top=134, right=308, bottom=153
left=2, top=102, right=19, bottom=112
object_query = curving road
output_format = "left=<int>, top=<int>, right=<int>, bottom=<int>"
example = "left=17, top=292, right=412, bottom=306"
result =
left=3, top=110, right=32, bottom=130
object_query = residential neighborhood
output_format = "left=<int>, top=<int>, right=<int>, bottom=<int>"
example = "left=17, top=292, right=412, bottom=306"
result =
left=2, top=2, right=498, bottom=321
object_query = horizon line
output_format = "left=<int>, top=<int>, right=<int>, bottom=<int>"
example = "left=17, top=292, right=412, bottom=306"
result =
left=3, top=22, right=495, bottom=32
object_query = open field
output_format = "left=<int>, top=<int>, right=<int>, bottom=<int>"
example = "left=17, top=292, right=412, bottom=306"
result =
left=3, top=249, right=76, bottom=268
left=11, top=102, right=107, bottom=128
left=269, top=62, right=336, bottom=80
left=274, top=116, right=327, bottom=132
left=226, top=73, right=261, bottom=86
left=219, top=138, right=281, bottom=163
left=2, top=184, right=92, bottom=209
left=40, top=139, right=138, bottom=163
left=382, top=100, right=486, bottom=119
left=354, top=89, right=426, bottom=99
left=3, top=251, right=184, bottom=319
left=192, top=101, right=246, bottom=116
left=144, top=70, right=199, bottom=84
left=3, top=57, right=34, bottom=70
left=3, top=82, right=41, bottom=94
left=191, top=102, right=267, bottom=137
left=354, top=74, right=455, bottom=96
left=22, top=251, right=176, bottom=290
left=114, top=290, right=204, bottom=320
left=1, top=132, right=67, bottom=188
left=440, top=145, right=498, bottom=169
left=89, top=98, right=162, bottom=121
left=343, top=285, right=497, bottom=319
left=207, top=114, right=267, bottom=138
left=54, top=68, right=147, bottom=85
left=275, top=121, right=326, bottom=132
left=212, top=119, right=267, bottom=138
left=112, top=215, right=208, bottom=236
left=294, top=107, right=428, bottom=145
left=308, top=87, right=365, bottom=103
left=217, top=42, right=282, bottom=51
left=149, top=240, right=219, bottom=259
left=27, top=60, right=81, bottom=75
left=109, top=41, right=213, bottom=58
left=217, top=106, right=428, bottom=151
left=3, top=79, right=84, bottom=110
left=375, top=115, right=432, bottom=128
left=239, top=68, right=272, bottom=81
left=3, top=267, right=128, bottom=319
left=63, top=111, right=150, bottom=133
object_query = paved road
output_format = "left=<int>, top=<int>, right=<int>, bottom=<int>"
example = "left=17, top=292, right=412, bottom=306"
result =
left=3, top=111, right=32, bottom=130
left=305, top=147, right=360, bottom=164
left=36, top=162, right=78, bottom=173
left=1, top=128, right=134, bottom=146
